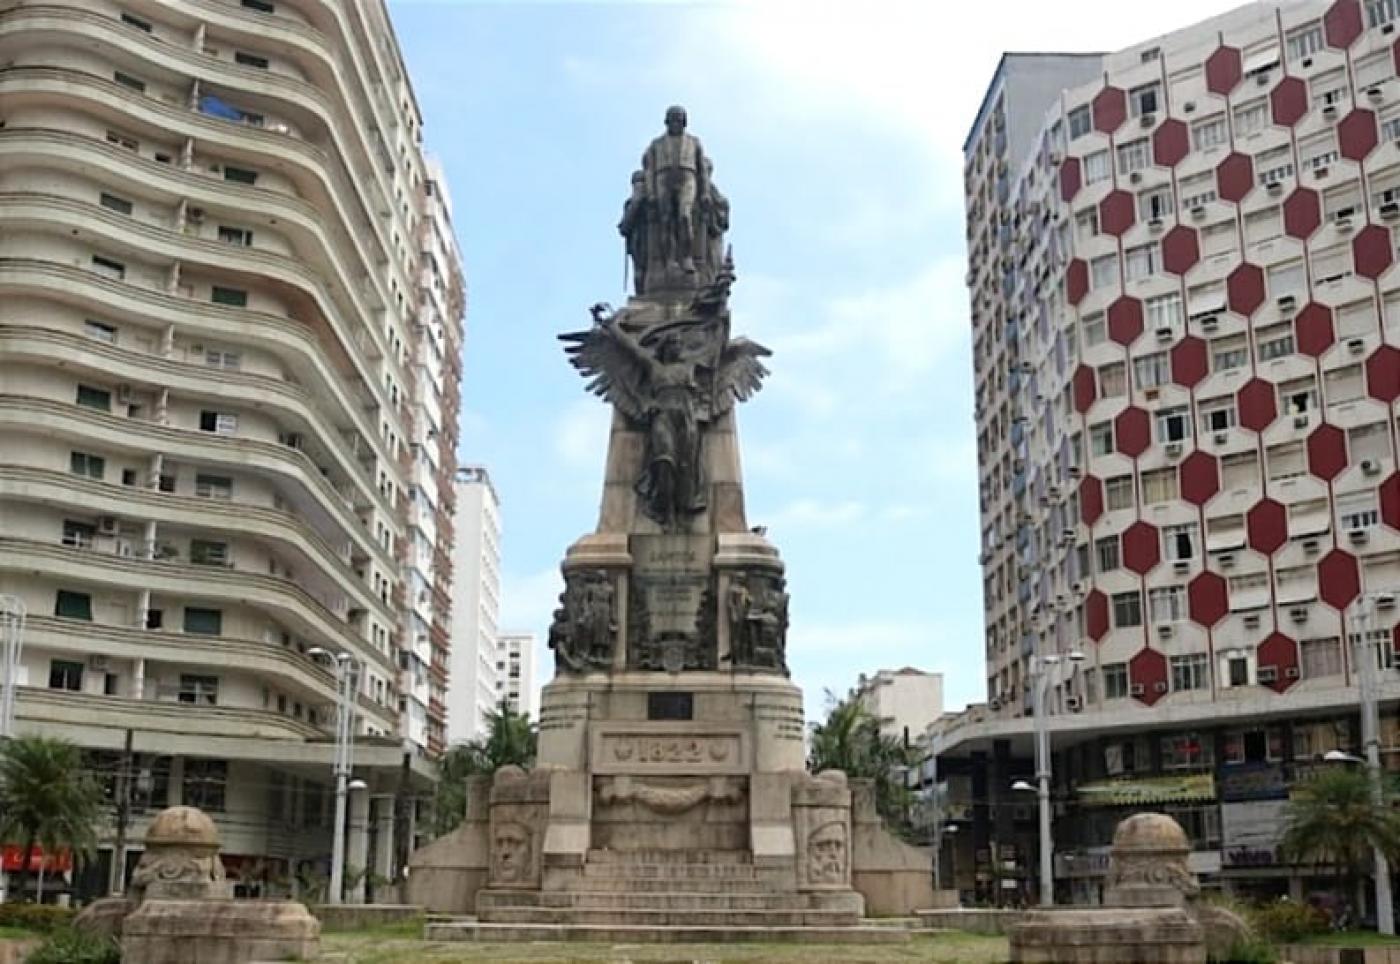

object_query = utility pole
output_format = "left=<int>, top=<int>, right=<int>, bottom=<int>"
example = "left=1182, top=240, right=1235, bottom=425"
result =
left=108, top=728, right=134, bottom=895
left=1354, top=593, right=1395, bottom=935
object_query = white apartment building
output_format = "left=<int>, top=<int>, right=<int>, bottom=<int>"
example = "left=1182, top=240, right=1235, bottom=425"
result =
left=853, top=667, right=944, bottom=745
left=448, top=465, right=501, bottom=742
left=496, top=631, right=537, bottom=720
left=929, top=0, right=1400, bottom=906
left=0, top=0, right=461, bottom=899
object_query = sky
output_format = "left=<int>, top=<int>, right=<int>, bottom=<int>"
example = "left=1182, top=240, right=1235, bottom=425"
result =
left=388, top=0, right=1251, bottom=721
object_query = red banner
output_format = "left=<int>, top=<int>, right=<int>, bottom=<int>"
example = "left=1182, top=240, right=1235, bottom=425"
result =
left=0, top=845, right=72, bottom=873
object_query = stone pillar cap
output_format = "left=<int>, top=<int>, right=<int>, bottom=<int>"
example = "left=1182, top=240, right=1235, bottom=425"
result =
left=144, top=806, right=221, bottom=849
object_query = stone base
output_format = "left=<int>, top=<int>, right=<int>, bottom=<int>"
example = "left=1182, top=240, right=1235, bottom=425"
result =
left=121, top=899, right=320, bottom=964
left=424, top=920, right=911, bottom=944
left=73, top=896, right=133, bottom=940
left=1009, top=907, right=1205, bottom=964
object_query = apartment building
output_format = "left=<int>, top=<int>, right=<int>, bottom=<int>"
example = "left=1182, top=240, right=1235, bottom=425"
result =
left=496, top=631, right=536, bottom=720
left=448, top=465, right=501, bottom=743
left=0, top=0, right=461, bottom=896
left=933, top=0, right=1400, bottom=907
left=853, top=667, right=944, bottom=745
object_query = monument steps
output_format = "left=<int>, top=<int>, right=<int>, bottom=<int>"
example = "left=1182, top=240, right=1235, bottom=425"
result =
left=561, top=875, right=779, bottom=893
left=479, top=890, right=830, bottom=910
left=584, top=848, right=751, bottom=865
left=479, top=907, right=859, bottom=927
left=425, top=921, right=911, bottom=944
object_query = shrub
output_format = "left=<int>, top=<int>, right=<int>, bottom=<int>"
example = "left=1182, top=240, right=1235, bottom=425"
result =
left=1247, top=898, right=1330, bottom=944
left=25, top=929, right=120, bottom=964
left=0, top=903, right=75, bottom=933
left=1211, top=935, right=1278, bottom=964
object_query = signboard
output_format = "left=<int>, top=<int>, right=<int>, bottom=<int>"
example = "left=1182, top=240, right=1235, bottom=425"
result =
left=0, top=845, right=72, bottom=873
left=1076, top=773, right=1215, bottom=807
left=1221, top=799, right=1287, bottom=868
left=1218, top=763, right=1287, bottom=802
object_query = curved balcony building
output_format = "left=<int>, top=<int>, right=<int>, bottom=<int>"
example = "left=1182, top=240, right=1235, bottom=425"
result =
left=0, top=0, right=463, bottom=899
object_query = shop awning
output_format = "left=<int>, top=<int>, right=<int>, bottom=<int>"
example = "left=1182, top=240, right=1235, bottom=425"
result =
left=1076, top=773, right=1215, bottom=807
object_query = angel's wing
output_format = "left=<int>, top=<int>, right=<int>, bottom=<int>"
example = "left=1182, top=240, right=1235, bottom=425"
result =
left=713, top=337, right=772, bottom=416
left=559, top=319, right=650, bottom=421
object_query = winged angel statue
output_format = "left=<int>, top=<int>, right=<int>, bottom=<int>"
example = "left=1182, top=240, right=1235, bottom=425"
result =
left=560, top=282, right=771, bottom=530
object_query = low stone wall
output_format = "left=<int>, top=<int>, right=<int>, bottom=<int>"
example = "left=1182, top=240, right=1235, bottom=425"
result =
left=310, top=903, right=423, bottom=930
left=1278, top=946, right=1400, bottom=964
left=916, top=908, right=1020, bottom=935
left=848, top=780, right=934, bottom=917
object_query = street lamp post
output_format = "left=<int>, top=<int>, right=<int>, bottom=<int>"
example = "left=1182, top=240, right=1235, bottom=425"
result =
left=0, top=595, right=25, bottom=739
left=1351, top=592, right=1396, bottom=935
left=309, top=648, right=359, bottom=905
left=1022, top=651, right=1085, bottom=907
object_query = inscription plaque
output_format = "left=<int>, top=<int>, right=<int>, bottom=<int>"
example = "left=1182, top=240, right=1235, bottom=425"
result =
left=628, top=534, right=716, bottom=670
left=647, top=691, right=694, bottom=720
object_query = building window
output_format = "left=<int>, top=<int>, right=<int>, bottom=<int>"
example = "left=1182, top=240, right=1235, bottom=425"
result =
left=1286, top=23, right=1324, bottom=62
left=1082, top=311, right=1106, bottom=346
left=1191, top=115, right=1228, bottom=151
left=178, top=675, right=219, bottom=705
left=54, top=590, right=93, bottom=621
left=1145, top=291, right=1182, bottom=338
left=1161, top=729, right=1212, bottom=766
left=105, top=130, right=139, bottom=152
left=1268, top=441, right=1306, bottom=480
left=1200, top=398, right=1237, bottom=433
left=190, top=540, right=230, bottom=567
left=113, top=71, right=146, bottom=92
left=120, top=12, right=153, bottom=31
left=1150, top=586, right=1186, bottom=623
left=204, top=350, right=242, bottom=370
left=1112, top=590, right=1143, bottom=628
left=223, top=166, right=259, bottom=185
left=198, top=410, right=238, bottom=434
left=183, top=760, right=227, bottom=812
left=1096, top=535, right=1120, bottom=572
left=1142, top=468, right=1179, bottom=504
left=1257, top=145, right=1295, bottom=186
left=1098, top=361, right=1126, bottom=397
left=217, top=226, right=253, bottom=246
left=1124, top=243, right=1159, bottom=280
left=234, top=51, right=270, bottom=69
left=210, top=286, right=248, bottom=307
left=242, top=0, right=275, bottom=11
left=84, top=320, right=118, bottom=343
left=48, top=660, right=84, bottom=692
left=1339, top=491, right=1379, bottom=531
left=1103, top=663, right=1130, bottom=700
left=69, top=451, right=105, bottom=480
left=90, top=255, right=126, bottom=280
left=1089, top=421, right=1114, bottom=456
left=1084, top=150, right=1111, bottom=184
left=99, top=192, right=133, bottom=215
left=1090, top=254, right=1117, bottom=290
left=1068, top=106, right=1092, bottom=140
left=1139, top=187, right=1173, bottom=221
left=1384, top=114, right=1400, bottom=144
left=1134, top=352, right=1171, bottom=388
left=1302, top=637, right=1343, bottom=679
left=1156, top=406, right=1190, bottom=442
left=1212, top=335, right=1248, bottom=372
left=1179, top=172, right=1217, bottom=210
left=1117, top=138, right=1150, bottom=174
left=1257, top=324, right=1295, bottom=361
left=183, top=608, right=223, bottom=636
left=190, top=477, right=233, bottom=506
left=1369, top=0, right=1400, bottom=27
left=1279, top=376, right=1317, bottom=415
left=1224, top=654, right=1250, bottom=689
left=62, top=520, right=96, bottom=549
left=1163, top=523, right=1198, bottom=561
left=1130, top=82, right=1161, bottom=117
left=1106, top=474, right=1134, bottom=511
left=75, top=385, right=112, bottom=411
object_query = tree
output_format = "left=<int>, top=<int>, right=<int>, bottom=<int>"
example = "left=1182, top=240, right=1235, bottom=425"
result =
left=1279, top=766, right=1400, bottom=922
left=0, top=735, right=106, bottom=902
left=807, top=693, right=916, bottom=833
left=431, top=702, right=537, bottom=836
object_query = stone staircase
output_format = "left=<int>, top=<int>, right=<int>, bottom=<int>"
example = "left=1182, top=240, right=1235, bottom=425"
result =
left=424, top=849, right=910, bottom=943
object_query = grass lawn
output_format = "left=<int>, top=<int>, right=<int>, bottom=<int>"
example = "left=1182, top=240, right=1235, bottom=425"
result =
left=1297, top=930, right=1400, bottom=947
left=322, top=930, right=1009, bottom=964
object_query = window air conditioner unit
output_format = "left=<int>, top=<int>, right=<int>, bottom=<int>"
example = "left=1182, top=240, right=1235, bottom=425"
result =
left=1350, top=528, right=1370, bottom=545
left=1066, top=695, right=1084, bottom=711
left=1349, top=338, right=1367, bottom=354
left=1214, top=431, right=1229, bottom=444
left=1257, top=72, right=1271, bottom=86
left=1369, top=86, right=1384, bottom=102
left=1166, top=441, right=1183, bottom=457
left=98, top=515, right=118, bottom=536
left=1069, top=466, right=1082, bottom=479
left=1073, top=580, right=1087, bottom=594
left=1130, top=683, right=1146, bottom=696
left=1201, top=316, right=1220, bottom=333
left=1220, top=552, right=1236, bottom=568
left=1303, top=538, right=1319, bottom=555
left=1383, top=202, right=1400, bottom=221
left=1277, top=294, right=1297, bottom=311
left=1184, top=101, right=1196, bottom=113
left=1323, top=104, right=1339, bottom=121
left=1141, top=113, right=1156, bottom=128
left=1290, top=606, right=1309, bottom=623
left=1157, top=623, right=1174, bottom=638
left=1050, top=151, right=1063, bottom=165
left=1285, top=666, right=1301, bottom=679
left=1243, top=612, right=1261, bottom=628
left=1150, top=217, right=1164, bottom=231
left=1173, top=560, right=1191, bottom=574
left=1146, top=387, right=1161, bottom=401
left=1156, top=326, right=1174, bottom=342
left=1336, top=217, right=1354, bottom=233
left=1362, top=459, right=1381, bottom=475
left=1154, top=681, right=1169, bottom=693
left=188, top=207, right=205, bottom=223
left=1293, top=414, right=1310, bottom=429
left=1192, top=205, right=1207, bottom=219
left=1258, top=665, right=1277, bottom=682
left=1130, top=171, right=1143, bottom=184
left=1380, top=596, right=1397, bottom=612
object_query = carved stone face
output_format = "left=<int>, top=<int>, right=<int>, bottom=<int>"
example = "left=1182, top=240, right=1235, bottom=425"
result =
left=492, top=823, right=530, bottom=882
left=665, top=106, right=687, bottom=135
left=807, top=821, right=847, bottom=884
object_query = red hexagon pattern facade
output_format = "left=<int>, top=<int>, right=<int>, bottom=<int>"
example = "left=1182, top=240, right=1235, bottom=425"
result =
left=1258, top=633, right=1299, bottom=694
left=1353, top=225, right=1393, bottom=280
left=1067, top=259, right=1089, bottom=306
left=1271, top=76, right=1309, bottom=128
left=1319, top=549, right=1361, bottom=609
left=1080, top=474, right=1104, bottom=526
left=1129, top=648, right=1168, bottom=706
left=1295, top=302, right=1335, bottom=357
left=1059, top=157, right=1082, bottom=203
left=1188, top=572, right=1229, bottom=627
left=1339, top=109, right=1379, bottom=162
left=1099, top=190, right=1136, bottom=237
left=1153, top=119, right=1189, bottom=168
left=1283, top=188, right=1321, bottom=239
left=1227, top=263, right=1265, bottom=316
left=1216, top=152, right=1254, bottom=204
left=1171, top=336, right=1208, bottom=388
left=1381, top=474, right=1400, bottom=530
left=1093, top=87, right=1127, bottom=134
left=1122, top=521, right=1160, bottom=575
left=1180, top=451, right=1220, bottom=506
left=1206, top=46, right=1243, bottom=95
left=1162, top=226, right=1200, bottom=275
left=1307, top=423, right=1348, bottom=482
left=1247, top=498, right=1288, bottom=555
left=1108, top=297, right=1144, bottom=346
left=1114, top=406, right=1151, bottom=458
left=1324, top=0, right=1364, bottom=48
left=1367, top=345, right=1400, bottom=402
left=1073, top=364, right=1097, bottom=414
left=1237, top=377, right=1278, bottom=432
left=1086, top=589, right=1109, bottom=641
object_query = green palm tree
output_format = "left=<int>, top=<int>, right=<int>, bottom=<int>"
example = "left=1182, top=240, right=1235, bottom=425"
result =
left=808, top=693, right=916, bottom=832
left=1279, top=766, right=1400, bottom=921
left=0, top=735, right=106, bottom=902
left=432, top=702, right=537, bottom=835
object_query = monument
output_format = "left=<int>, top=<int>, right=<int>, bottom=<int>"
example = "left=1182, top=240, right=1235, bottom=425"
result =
left=409, top=107, right=928, bottom=940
